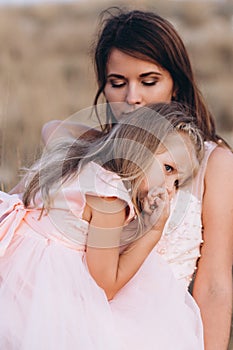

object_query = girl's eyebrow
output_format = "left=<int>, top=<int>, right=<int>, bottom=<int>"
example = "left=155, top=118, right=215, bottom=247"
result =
left=107, top=72, right=162, bottom=79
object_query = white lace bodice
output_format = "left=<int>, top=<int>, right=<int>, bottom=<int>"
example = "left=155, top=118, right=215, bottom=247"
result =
left=156, top=141, right=218, bottom=287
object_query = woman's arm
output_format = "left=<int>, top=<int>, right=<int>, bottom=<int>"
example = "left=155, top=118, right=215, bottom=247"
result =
left=9, top=120, right=102, bottom=195
left=193, top=146, right=233, bottom=350
left=41, top=120, right=102, bottom=145
left=85, top=194, right=168, bottom=300
left=8, top=177, right=26, bottom=196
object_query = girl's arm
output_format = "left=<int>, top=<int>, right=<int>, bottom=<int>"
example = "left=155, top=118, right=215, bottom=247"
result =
left=85, top=194, right=168, bottom=300
left=193, top=146, right=233, bottom=350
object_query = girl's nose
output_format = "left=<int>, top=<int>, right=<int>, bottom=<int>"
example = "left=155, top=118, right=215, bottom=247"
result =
left=126, top=84, right=142, bottom=105
left=165, top=177, right=178, bottom=199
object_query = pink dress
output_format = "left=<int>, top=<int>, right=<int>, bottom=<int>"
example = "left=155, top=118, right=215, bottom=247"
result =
left=0, top=162, right=204, bottom=349
left=156, top=141, right=218, bottom=287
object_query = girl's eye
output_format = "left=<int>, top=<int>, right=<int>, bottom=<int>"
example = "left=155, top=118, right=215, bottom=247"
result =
left=164, top=164, right=174, bottom=173
left=110, top=80, right=126, bottom=88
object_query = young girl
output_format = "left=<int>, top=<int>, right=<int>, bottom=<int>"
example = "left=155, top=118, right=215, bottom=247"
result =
left=1, top=104, right=204, bottom=349
left=41, top=8, right=233, bottom=349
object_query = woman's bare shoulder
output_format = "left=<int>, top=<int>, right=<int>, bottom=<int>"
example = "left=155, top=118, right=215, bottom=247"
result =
left=207, top=145, right=233, bottom=172
left=205, top=145, right=233, bottom=190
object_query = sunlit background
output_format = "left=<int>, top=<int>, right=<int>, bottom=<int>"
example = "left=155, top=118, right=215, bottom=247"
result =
left=0, top=0, right=232, bottom=190
left=0, top=0, right=232, bottom=348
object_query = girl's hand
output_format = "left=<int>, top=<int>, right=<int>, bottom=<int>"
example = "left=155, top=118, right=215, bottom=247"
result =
left=142, top=187, right=170, bottom=233
left=120, top=187, right=170, bottom=247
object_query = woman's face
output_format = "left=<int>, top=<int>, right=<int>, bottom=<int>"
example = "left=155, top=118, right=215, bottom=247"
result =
left=104, top=49, right=175, bottom=120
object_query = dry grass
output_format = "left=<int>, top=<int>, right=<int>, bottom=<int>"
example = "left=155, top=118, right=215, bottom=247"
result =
left=0, top=0, right=232, bottom=190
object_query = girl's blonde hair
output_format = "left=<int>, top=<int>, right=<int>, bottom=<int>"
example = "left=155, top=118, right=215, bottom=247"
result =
left=23, top=103, right=204, bottom=217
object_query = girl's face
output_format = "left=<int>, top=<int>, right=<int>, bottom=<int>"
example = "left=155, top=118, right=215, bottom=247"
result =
left=139, top=133, right=197, bottom=200
left=139, top=150, right=177, bottom=202
left=104, top=49, right=175, bottom=120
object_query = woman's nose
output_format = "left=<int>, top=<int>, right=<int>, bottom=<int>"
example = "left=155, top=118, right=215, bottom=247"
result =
left=126, top=84, right=142, bottom=105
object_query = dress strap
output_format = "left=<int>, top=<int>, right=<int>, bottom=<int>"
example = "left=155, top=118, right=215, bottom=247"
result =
left=192, top=141, right=218, bottom=200
left=0, top=191, right=27, bottom=256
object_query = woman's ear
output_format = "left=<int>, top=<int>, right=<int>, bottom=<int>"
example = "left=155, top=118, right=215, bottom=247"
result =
left=172, top=87, right=178, bottom=101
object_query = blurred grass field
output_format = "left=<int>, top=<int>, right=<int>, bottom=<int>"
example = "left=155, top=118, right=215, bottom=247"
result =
left=0, top=0, right=232, bottom=347
left=0, top=0, right=232, bottom=190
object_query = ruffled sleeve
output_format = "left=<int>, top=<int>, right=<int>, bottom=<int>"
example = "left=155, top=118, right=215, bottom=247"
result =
left=0, top=191, right=27, bottom=257
left=77, top=162, right=135, bottom=224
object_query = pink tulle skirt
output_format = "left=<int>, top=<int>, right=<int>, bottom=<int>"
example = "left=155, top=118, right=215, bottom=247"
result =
left=0, top=219, right=204, bottom=349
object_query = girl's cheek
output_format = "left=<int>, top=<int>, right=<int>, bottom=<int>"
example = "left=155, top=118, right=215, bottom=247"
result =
left=168, top=186, right=177, bottom=201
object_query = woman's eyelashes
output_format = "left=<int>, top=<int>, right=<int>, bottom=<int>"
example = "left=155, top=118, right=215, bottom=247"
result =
left=109, top=79, right=158, bottom=88
left=141, top=79, right=158, bottom=86
left=110, top=79, right=126, bottom=88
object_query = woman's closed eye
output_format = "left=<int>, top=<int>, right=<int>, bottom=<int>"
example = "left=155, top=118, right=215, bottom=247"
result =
left=110, top=79, right=126, bottom=88
left=141, top=79, right=158, bottom=86
left=109, top=78, right=158, bottom=88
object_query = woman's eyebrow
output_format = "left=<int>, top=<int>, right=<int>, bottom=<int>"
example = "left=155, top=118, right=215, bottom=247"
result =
left=107, top=72, right=162, bottom=79
left=107, top=73, right=125, bottom=79
left=139, top=71, right=162, bottom=78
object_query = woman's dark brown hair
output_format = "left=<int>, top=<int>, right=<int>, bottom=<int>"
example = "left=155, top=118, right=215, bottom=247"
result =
left=93, top=7, right=227, bottom=146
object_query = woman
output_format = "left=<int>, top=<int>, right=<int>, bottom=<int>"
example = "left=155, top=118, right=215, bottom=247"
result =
left=16, top=8, right=233, bottom=349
